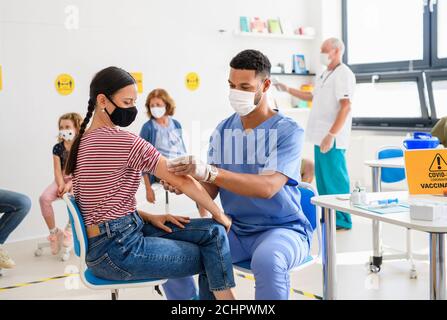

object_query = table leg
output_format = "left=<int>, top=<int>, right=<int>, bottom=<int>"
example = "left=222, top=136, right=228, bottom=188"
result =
left=322, top=207, right=337, bottom=300
left=430, top=233, right=446, bottom=300
left=371, top=167, right=383, bottom=271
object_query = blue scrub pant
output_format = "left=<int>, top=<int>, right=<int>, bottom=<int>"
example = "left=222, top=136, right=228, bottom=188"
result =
left=162, top=227, right=310, bottom=300
left=314, top=145, right=352, bottom=229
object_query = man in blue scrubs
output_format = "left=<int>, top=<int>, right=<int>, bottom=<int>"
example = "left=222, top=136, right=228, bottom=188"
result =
left=161, top=50, right=313, bottom=300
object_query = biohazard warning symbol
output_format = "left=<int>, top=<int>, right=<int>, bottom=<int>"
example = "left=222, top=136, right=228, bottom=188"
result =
left=429, top=153, right=447, bottom=172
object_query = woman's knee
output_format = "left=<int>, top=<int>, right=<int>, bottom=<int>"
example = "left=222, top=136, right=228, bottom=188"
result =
left=192, top=218, right=226, bottom=238
left=17, top=193, right=32, bottom=211
left=209, top=222, right=227, bottom=240
left=39, top=193, right=50, bottom=205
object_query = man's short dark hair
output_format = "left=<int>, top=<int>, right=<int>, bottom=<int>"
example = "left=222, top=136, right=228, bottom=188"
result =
left=230, top=49, right=271, bottom=78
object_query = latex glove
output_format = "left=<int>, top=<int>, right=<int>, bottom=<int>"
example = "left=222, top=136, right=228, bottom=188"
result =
left=320, top=133, right=335, bottom=154
left=167, top=155, right=210, bottom=181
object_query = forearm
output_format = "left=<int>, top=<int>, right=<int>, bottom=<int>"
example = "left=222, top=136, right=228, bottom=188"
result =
left=213, top=168, right=281, bottom=199
left=54, top=169, right=64, bottom=187
left=200, top=181, right=219, bottom=200
left=143, top=174, right=152, bottom=190
left=329, top=102, right=351, bottom=134
left=287, top=87, right=313, bottom=101
left=155, top=157, right=224, bottom=218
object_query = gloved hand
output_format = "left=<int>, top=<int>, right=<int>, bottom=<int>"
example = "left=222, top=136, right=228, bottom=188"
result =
left=167, top=155, right=211, bottom=181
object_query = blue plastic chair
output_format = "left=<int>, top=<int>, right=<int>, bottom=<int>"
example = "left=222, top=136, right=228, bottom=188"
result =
left=232, top=182, right=322, bottom=298
left=63, top=194, right=167, bottom=300
left=377, top=147, right=405, bottom=183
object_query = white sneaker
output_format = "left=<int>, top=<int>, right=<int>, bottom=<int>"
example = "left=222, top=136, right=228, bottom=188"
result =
left=0, top=248, right=16, bottom=269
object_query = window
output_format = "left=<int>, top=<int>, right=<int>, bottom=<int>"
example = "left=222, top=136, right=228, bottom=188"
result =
left=352, top=72, right=432, bottom=129
left=426, top=70, right=447, bottom=119
left=343, top=0, right=447, bottom=129
left=342, top=0, right=430, bottom=73
left=432, top=0, right=447, bottom=67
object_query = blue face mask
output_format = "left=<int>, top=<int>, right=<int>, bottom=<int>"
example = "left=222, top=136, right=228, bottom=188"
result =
left=105, top=96, right=138, bottom=127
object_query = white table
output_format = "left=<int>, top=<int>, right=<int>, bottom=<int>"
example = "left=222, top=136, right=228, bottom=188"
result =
left=364, top=157, right=405, bottom=171
left=312, top=191, right=447, bottom=300
left=364, top=157, right=414, bottom=275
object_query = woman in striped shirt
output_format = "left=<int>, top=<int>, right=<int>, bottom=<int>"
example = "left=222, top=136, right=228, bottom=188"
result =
left=65, top=67, right=235, bottom=300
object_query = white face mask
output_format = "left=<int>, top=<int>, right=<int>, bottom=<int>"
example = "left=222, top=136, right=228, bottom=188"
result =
left=59, top=129, right=75, bottom=142
left=150, top=106, right=166, bottom=119
left=229, top=88, right=261, bottom=117
left=320, top=53, right=331, bottom=67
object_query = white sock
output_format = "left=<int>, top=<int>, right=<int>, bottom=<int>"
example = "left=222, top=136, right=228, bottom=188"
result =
left=49, top=227, right=58, bottom=235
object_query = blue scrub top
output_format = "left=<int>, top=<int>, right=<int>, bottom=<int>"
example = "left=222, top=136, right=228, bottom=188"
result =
left=208, top=111, right=313, bottom=245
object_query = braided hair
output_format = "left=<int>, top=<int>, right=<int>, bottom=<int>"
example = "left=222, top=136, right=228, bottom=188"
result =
left=65, top=66, right=136, bottom=175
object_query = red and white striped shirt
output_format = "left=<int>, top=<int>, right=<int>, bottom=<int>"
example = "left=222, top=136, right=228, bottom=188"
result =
left=73, top=127, right=161, bottom=226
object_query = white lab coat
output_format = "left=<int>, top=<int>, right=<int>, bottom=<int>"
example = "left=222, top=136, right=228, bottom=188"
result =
left=306, top=63, right=356, bottom=149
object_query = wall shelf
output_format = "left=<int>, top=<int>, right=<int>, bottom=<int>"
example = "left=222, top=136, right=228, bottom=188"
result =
left=233, top=31, right=315, bottom=41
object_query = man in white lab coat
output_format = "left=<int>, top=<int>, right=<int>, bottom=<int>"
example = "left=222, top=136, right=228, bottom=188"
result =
left=276, top=38, right=356, bottom=229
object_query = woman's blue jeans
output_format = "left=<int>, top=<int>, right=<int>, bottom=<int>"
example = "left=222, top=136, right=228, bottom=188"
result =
left=85, top=212, right=235, bottom=300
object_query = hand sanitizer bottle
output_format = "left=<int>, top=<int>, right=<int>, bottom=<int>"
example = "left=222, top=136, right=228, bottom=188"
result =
left=359, top=186, right=367, bottom=205
left=350, top=181, right=361, bottom=205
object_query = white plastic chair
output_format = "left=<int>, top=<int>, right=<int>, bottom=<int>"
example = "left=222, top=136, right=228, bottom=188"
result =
left=232, top=182, right=322, bottom=299
left=63, top=193, right=167, bottom=300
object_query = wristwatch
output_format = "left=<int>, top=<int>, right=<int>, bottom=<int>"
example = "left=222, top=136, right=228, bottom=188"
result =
left=205, top=165, right=219, bottom=183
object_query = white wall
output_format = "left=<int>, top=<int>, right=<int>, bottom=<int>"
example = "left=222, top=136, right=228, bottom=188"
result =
left=0, top=0, right=412, bottom=243
left=0, top=0, right=317, bottom=241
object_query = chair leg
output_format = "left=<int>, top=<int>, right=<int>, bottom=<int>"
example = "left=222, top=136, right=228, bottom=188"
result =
left=165, top=191, right=170, bottom=214
left=111, top=289, right=119, bottom=300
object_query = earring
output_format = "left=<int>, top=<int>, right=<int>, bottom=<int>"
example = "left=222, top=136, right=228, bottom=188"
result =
left=102, top=108, right=105, bottom=113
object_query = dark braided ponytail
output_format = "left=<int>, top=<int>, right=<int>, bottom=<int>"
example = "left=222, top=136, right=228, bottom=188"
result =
left=65, top=66, right=136, bottom=176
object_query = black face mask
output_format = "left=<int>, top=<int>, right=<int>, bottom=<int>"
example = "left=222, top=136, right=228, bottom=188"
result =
left=105, top=96, right=138, bottom=127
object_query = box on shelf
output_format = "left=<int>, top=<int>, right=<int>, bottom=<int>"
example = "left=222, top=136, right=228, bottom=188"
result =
left=267, top=18, right=283, bottom=34
left=239, top=17, right=250, bottom=32
left=250, top=17, right=268, bottom=33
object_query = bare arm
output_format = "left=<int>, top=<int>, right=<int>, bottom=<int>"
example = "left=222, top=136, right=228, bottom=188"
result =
left=53, top=156, right=64, bottom=188
left=153, top=156, right=224, bottom=219
left=200, top=181, right=219, bottom=200
left=319, top=99, right=352, bottom=153
left=213, top=169, right=288, bottom=199
left=329, top=99, right=352, bottom=135
left=143, top=174, right=152, bottom=190
left=287, top=87, right=313, bottom=101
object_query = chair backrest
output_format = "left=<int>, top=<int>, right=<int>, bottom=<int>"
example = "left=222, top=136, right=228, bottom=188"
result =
left=299, top=184, right=317, bottom=230
left=297, top=181, right=321, bottom=259
left=63, top=193, right=88, bottom=260
left=377, top=147, right=406, bottom=183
